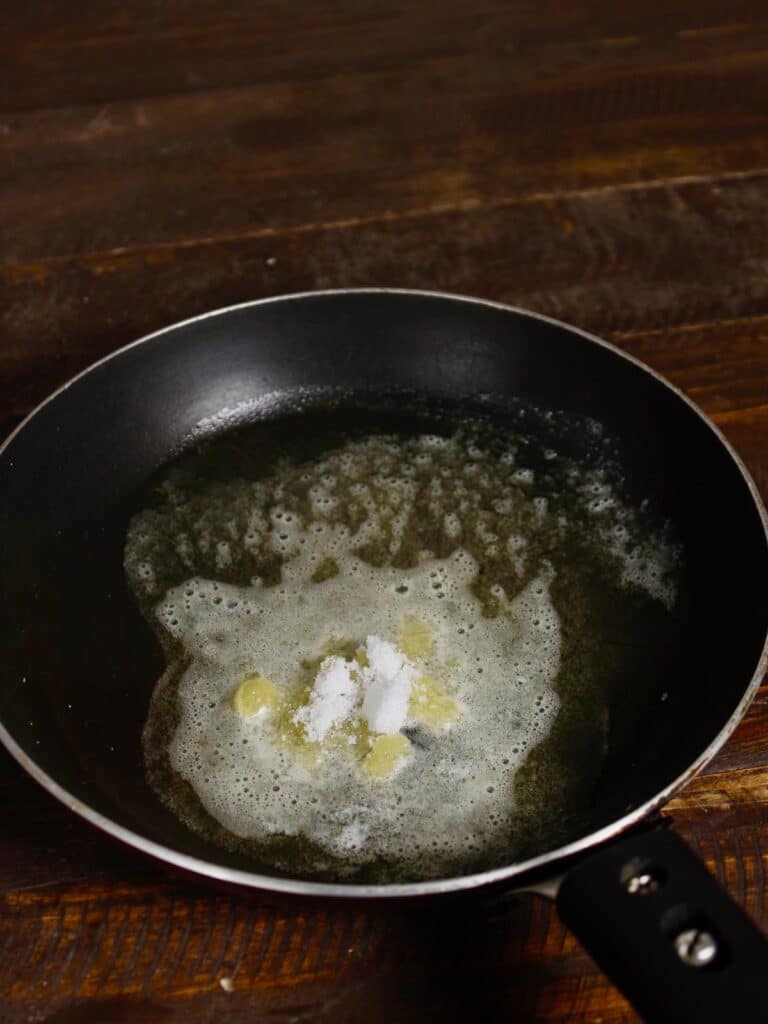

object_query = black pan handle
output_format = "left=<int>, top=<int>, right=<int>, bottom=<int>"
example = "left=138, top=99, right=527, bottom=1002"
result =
left=556, top=826, right=768, bottom=1023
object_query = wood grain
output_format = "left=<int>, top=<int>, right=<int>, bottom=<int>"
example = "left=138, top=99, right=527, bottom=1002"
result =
left=4, top=10, right=768, bottom=263
left=3, top=0, right=768, bottom=113
left=3, top=3, right=768, bottom=1022
left=3, top=169, right=768, bottom=439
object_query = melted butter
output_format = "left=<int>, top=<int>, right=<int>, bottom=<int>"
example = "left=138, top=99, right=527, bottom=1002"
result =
left=130, top=414, right=679, bottom=882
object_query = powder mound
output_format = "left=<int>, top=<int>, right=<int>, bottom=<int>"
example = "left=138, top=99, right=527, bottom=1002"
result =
left=360, top=636, right=417, bottom=734
left=293, top=657, right=358, bottom=743
left=293, top=636, right=419, bottom=742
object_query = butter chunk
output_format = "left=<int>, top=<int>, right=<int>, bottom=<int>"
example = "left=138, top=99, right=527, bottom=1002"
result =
left=397, top=615, right=434, bottom=660
left=361, top=733, right=411, bottom=778
left=354, top=645, right=369, bottom=669
left=409, top=675, right=461, bottom=729
left=232, top=674, right=280, bottom=718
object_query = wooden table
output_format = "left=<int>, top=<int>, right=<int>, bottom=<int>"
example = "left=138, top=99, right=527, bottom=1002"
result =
left=2, top=3, right=768, bottom=1021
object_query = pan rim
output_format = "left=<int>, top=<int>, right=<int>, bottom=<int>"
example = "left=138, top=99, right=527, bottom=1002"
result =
left=2, top=286, right=767, bottom=898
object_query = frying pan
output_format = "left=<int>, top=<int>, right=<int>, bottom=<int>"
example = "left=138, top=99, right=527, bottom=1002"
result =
left=2, top=289, right=767, bottom=1022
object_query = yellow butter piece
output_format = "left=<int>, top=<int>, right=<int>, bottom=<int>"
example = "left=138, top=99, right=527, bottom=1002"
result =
left=354, top=645, right=369, bottom=669
left=361, top=733, right=411, bottom=778
left=409, top=675, right=461, bottom=729
left=232, top=674, right=280, bottom=718
left=397, top=615, right=434, bottom=660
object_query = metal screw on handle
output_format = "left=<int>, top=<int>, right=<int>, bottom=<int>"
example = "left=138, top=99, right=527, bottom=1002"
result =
left=674, top=928, right=718, bottom=968
left=623, top=871, right=661, bottom=896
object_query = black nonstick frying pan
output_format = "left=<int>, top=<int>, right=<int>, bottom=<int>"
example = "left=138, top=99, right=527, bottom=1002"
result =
left=2, top=289, right=767, bottom=1022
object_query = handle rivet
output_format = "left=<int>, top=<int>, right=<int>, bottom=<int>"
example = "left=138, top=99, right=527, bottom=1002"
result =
left=674, top=928, right=718, bottom=967
left=623, top=871, right=660, bottom=895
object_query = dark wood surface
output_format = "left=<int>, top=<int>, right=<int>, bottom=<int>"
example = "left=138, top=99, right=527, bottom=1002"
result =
left=2, top=3, right=768, bottom=1021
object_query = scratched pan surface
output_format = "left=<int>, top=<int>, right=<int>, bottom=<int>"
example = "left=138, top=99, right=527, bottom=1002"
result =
left=0, top=289, right=766, bottom=898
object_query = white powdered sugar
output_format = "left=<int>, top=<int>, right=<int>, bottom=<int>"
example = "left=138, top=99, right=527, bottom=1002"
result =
left=359, top=636, right=417, bottom=734
left=292, top=656, right=358, bottom=742
left=294, top=636, right=418, bottom=741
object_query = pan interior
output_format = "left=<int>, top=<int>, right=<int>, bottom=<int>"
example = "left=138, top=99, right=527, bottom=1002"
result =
left=123, top=396, right=686, bottom=883
left=1, top=292, right=766, bottom=892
